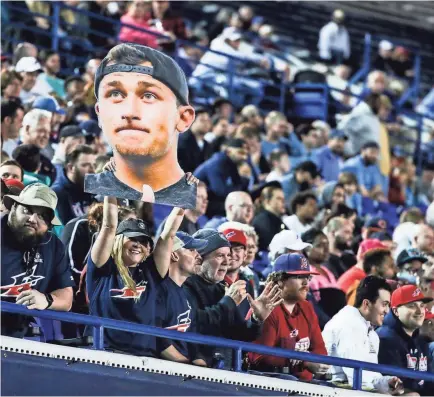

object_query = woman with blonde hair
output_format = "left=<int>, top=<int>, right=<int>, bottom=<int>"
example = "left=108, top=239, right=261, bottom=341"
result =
left=87, top=195, right=185, bottom=356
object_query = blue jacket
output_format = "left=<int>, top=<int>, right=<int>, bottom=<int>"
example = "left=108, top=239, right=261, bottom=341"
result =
left=341, top=155, right=383, bottom=193
left=194, top=152, right=249, bottom=201
left=376, top=311, right=433, bottom=395
left=51, top=168, right=94, bottom=225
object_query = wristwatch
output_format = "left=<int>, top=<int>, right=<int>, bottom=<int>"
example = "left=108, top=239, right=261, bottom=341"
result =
left=45, top=293, right=54, bottom=309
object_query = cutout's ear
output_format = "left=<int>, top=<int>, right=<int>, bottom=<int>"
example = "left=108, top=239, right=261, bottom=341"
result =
left=95, top=103, right=100, bottom=117
left=176, top=105, right=195, bottom=134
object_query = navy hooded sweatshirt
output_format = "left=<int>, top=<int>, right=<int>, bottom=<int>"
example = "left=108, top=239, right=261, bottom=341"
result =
left=51, top=168, right=94, bottom=225
left=376, top=311, right=433, bottom=395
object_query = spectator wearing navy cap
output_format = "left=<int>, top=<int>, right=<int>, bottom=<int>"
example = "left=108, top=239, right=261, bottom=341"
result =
left=87, top=195, right=185, bottom=356
left=52, top=125, right=86, bottom=167
left=194, top=138, right=250, bottom=217
left=156, top=231, right=208, bottom=365
left=51, top=145, right=96, bottom=225
left=377, top=285, right=434, bottom=395
left=341, top=141, right=384, bottom=198
left=314, top=130, right=347, bottom=182
left=184, top=228, right=281, bottom=367
left=248, top=253, right=328, bottom=381
left=363, top=217, right=388, bottom=240
left=177, top=107, right=211, bottom=174
left=79, top=120, right=106, bottom=155
left=396, top=248, right=428, bottom=285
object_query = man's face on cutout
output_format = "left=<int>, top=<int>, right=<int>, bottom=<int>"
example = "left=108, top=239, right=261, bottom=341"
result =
left=96, top=61, right=194, bottom=160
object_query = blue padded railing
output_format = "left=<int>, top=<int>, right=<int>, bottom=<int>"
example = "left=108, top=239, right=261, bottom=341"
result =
left=2, top=301, right=434, bottom=391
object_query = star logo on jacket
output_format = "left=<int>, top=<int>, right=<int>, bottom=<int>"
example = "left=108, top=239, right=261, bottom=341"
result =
left=165, top=301, right=192, bottom=332
left=110, top=280, right=148, bottom=299
left=0, top=265, right=45, bottom=297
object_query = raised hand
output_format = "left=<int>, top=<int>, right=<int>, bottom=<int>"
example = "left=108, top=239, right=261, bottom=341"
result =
left=247, top=282, right=283, bottom=322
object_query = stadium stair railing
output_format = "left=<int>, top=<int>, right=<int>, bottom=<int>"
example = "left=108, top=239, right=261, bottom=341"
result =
left=2, top=301, right=434, bottom=391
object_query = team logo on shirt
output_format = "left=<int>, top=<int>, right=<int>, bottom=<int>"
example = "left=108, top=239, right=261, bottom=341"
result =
left=110, top=280, right=147, bottom=299
left=290, top=329, right=299, bottom=338
left=0, top=265, right=45, bottom=297
left=290, top=337, right=310, bottom=366
left=165, top=301, right=192, bottom=332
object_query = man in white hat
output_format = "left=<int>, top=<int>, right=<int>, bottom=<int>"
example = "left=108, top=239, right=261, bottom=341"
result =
left=1, top=183, right=75, bottom=338
left=373, top=40, right=394, bottom=73
left=15, top=57, right=52, bottom=104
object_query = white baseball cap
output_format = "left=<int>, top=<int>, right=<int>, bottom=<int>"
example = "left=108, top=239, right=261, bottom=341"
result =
left=269, top=230, right=312, bottom=257
left=379, top=40, right=393, bottom=51
left=15, top=57, right=42, bottom=73
left=222, top=27, right=243, bottom=42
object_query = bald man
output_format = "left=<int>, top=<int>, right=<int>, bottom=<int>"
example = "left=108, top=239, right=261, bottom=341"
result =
left=413, top=224, right=434, bottom=260
left=204, top=191, right=254, bottom=230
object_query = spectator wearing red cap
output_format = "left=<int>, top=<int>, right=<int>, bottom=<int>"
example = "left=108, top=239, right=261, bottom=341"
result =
left=220, top=226, right=253, bottom=319
left=323, top=276, right=404, bottom=394
left=248, top=253, right=328, bottom=381
left=1, top=178, right=25, bottom=213
left=338, top=240, right=396, bottom=305
left=377, top=285, right=434, bottom=395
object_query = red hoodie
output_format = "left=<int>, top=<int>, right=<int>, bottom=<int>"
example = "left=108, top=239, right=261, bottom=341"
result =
left=248, top=300, right=327, bottom=380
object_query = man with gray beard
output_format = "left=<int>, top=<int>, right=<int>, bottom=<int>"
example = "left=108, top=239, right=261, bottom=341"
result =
left=1, top=184, right=74, bottom=338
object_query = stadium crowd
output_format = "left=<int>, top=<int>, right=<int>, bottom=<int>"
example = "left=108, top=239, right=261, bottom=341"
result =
left=1, top=0, right=434, bottom=394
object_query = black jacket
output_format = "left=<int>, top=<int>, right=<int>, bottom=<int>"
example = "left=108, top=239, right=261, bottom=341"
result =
left=252, top=209, right=288, bottom=251
left=177, top=130, right=208, bottom=173
left=183, top=274, right=262, bottom=366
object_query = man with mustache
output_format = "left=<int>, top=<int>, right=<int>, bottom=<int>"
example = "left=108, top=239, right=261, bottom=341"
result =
left=248, top=253, right=328, bottom=381
left=84, top=43, right=198, bottom=208
left=1, top=183, right=74, bottom=337
left=184, top=228, right=282, bottom=368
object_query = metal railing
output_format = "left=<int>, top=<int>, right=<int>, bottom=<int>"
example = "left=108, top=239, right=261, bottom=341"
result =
left=2, top=301, right=434, bottom=391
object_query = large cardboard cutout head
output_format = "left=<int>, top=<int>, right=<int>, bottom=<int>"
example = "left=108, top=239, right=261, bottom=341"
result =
left=84, top=43, right=197, bottom=209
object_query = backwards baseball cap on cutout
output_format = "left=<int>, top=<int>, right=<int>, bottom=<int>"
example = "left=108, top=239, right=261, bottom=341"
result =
left=94, top=43, right=190, bottom=105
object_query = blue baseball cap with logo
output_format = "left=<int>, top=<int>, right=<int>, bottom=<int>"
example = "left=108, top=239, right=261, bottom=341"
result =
left=273, top=253, right=319, bottom=275
left=32, top=96, right=66, bottom=115
left=173, top=231, right=208, bottom=252
left=79, top=120, right=101, bottom=138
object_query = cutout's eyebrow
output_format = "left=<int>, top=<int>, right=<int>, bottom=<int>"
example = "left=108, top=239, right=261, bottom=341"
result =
left=137, top=81, right=163, bottom=91
left=102, top=80, right=163, bottom=92
left=103, top=80, right=124, bottom=90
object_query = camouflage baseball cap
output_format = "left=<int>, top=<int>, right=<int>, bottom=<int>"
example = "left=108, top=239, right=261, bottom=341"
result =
left=3, top=183, right=61, bottom=225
